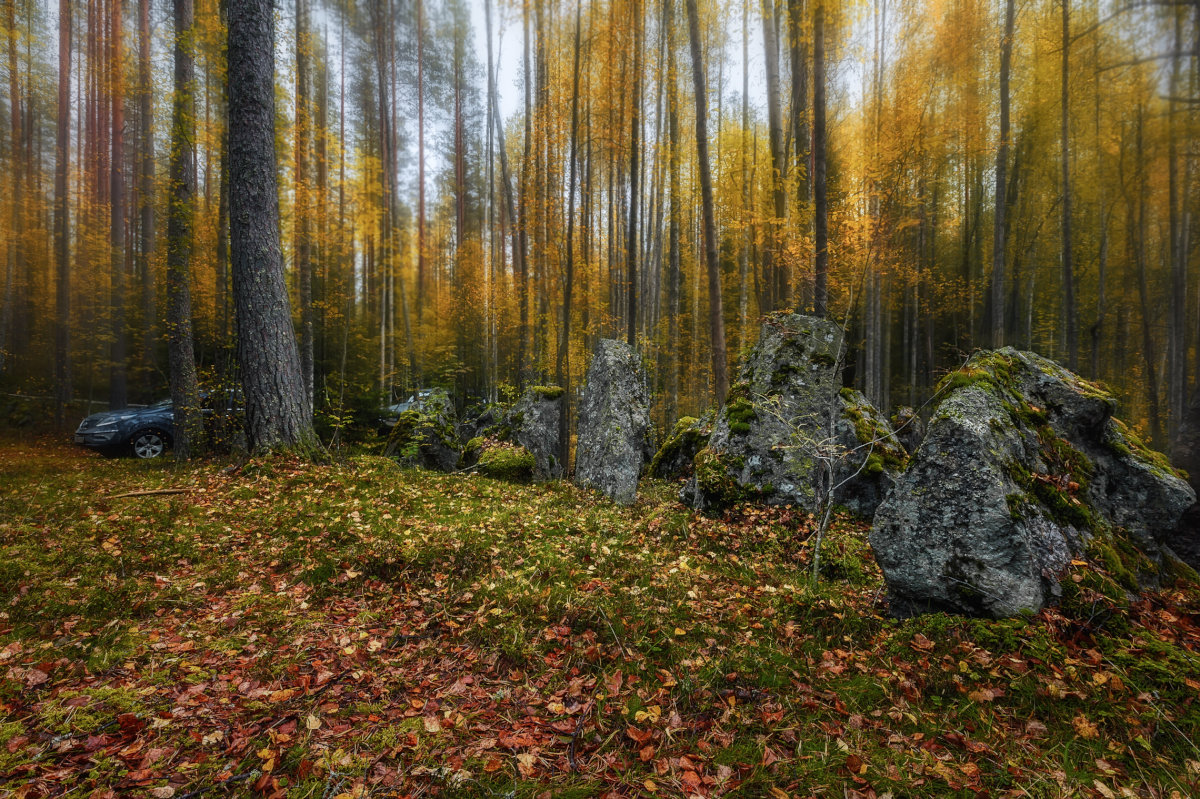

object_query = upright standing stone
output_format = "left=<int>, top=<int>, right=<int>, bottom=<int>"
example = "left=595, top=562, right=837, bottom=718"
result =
left=575, top=339, right=651, bottom=504
left=684, top=312, right=905, bottom=516
left=506, top=386, right=564, bottom=480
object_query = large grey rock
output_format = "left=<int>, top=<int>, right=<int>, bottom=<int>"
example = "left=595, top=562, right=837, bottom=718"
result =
left=870, top=348, right=1196, bottom=619
left=683, top=312, right=905, bottom=516
left=505, top=386, right=564, bottom=480
left=575, top=339, right=651, bottom=504
left=383, top=389, right=461, bottom=472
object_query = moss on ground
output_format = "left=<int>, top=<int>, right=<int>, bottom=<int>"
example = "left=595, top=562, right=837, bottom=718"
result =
left=1, top=434, right=1199, bottom=797
left=476, top=440, right=536, bottom=483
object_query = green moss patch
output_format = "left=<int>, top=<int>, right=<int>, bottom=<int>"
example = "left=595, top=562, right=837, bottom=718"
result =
left=475, top=440, right=536, bottom=483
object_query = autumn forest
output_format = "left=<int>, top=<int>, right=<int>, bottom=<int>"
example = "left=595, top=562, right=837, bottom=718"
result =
left=0, top=0, right=1196, bottom=453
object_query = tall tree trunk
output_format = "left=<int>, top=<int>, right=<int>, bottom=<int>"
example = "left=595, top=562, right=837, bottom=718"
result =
left=686, top=0, right=728, bottom=403
left=557, top=0, right=582, bottom=472
left=1, top=0, right=23, bottom=376
left=54, top=0, right=72, bottom=427
left=812, top=0, right=828, bottom=318
left=626, top=0, right=641, bottom=348
left=138, top=0, right=155, bottom=395
left=739, top=0, right=750, bottom=343
left=1135, top=108, right=1164, bottom=449
left=1168, top=7, right=1186, bottom=444
left=761, top=0, right=788, bottom=311
left=517, top=0, right=532, bottom=383
left=787, top=0, right=808, bottom=309
left=295, top=0, right=313, bottom=411
left=991, top=0, right=1013, bottom=349
left=227, top=0, right=318, bottom=453
left=416, top=0, right=426, bottom=324
left=167, top=0, right=202, bottom=459
left=109, top=0, right=126, bottom=408
left=1060, top=0, right=1078, bottom=369
left=666, top=0, right=681, bottom=423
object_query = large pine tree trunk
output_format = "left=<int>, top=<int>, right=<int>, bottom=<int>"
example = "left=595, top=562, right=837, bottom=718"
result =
left=227, top=0, right=318, bottom=453
left=54, top=0, right=71, bottom=428
left=686, top=0, right=728, bottom=404
left=166, top=0, right=202, bottom=459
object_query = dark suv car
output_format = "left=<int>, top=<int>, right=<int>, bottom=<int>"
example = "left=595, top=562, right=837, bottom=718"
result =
left=74, top=391, right=242, bottom=459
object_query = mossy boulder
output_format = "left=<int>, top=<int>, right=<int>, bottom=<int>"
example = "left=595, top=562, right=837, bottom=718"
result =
left=575, top=339, right=651, bottom=505
left=682, top=312, right=904, bottom=515
left=503, top=386, right=564, bottom=480
left=383, top=389, right=461, bottom=472
left=869, top=348, right=1195, bottom=619
left=649, top=415, right=712, bottom=480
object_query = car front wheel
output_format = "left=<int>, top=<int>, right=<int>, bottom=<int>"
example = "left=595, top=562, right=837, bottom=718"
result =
left=130, top=429, right=170, bottom=459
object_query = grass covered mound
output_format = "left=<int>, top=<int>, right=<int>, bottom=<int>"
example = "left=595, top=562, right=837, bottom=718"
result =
left=1, top=434, right=1199, bottom=797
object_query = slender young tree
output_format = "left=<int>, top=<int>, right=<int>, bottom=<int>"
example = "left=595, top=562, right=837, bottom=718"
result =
left=1, top=0, right=22, bottom=376
left=686, top=0, right=729, bottom=403
left=109, top=0, right=127, bottom=409
left=761, top=0, right=788, bottom=310
left=138, top=0, right=155, bottom=391
left=226, top=0, right=318, bottom=453
left=54, top=0, right=72, bottom=427
left=1060, top=0, right=1077, bottom=369
left=166, top=0, right=202, bottom=459
left=812, top=0, right=828, bottom=318
left=991, top=0, right=1013, bottom=348
left=626, top=0, right=642, bottom=347
left=295, top=0, right=314, bottom=411
left=557, top=0, right=583, bottom=471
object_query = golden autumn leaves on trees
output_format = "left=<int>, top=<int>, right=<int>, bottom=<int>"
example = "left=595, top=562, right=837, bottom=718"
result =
left=0, top=0, right=1196, bottom=459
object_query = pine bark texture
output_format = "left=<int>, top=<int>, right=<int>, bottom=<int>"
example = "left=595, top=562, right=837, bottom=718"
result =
left=227, top=0, right=317, bottom=453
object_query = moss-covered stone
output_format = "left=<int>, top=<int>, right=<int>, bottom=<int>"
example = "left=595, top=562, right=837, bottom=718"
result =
left=649, top=416, right=711, bottom=479
left=694, top=448, right=761, bottom=508
left=1107, top=418, right=1187, bottom=481
left=476, top=441, right=536, bottom=483
left=686, top=313, right=901, bottom=517
left=530, top=385, right=565, bottom=400
left=873, top=347, right=1196, bottom=619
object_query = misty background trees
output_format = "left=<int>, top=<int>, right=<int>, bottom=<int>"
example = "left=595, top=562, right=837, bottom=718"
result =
left=0, top=0, right=1197, bottom=459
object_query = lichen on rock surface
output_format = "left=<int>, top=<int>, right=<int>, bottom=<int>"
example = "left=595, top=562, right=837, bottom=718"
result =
left=682, top=312, right=904, bottom=516
left=869, top=348, right=1196, bottom=619
left=575, top=339, right=652, bottom=505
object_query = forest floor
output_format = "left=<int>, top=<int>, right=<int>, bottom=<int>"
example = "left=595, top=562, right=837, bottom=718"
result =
left=1, top=433, right=1199, bottom=799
